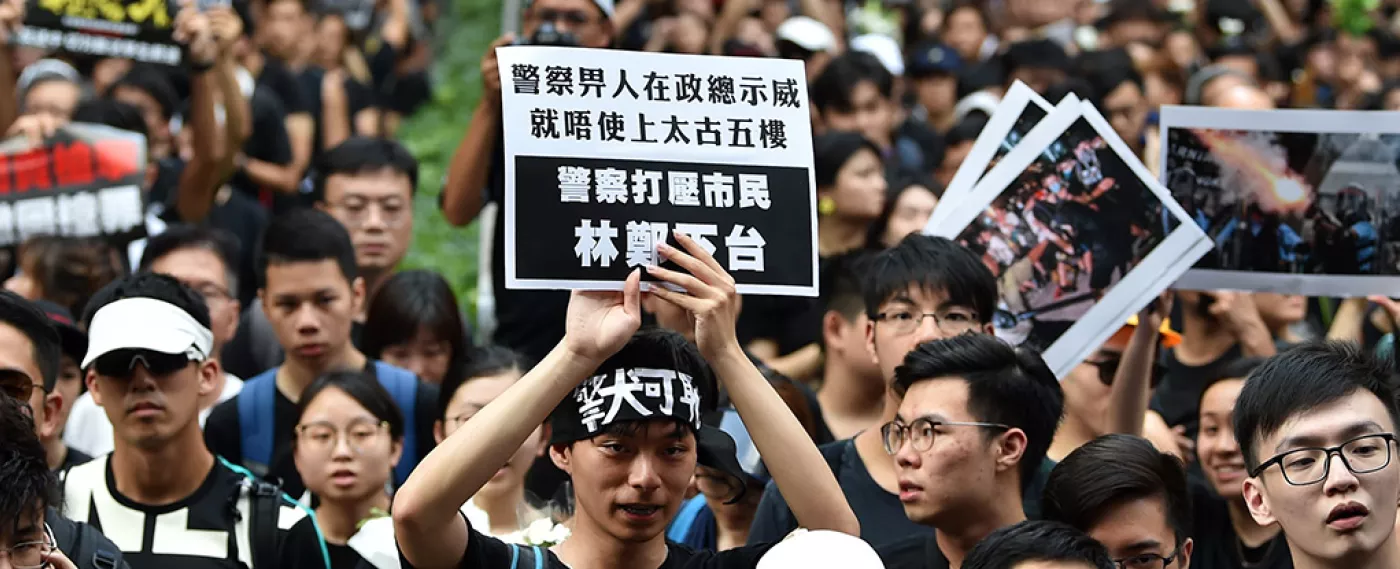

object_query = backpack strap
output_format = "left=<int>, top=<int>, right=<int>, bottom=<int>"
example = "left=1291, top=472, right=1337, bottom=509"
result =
left=507, top=545, right=545, bottom=569
left=237, top=368, right=280, bottom=477
left=371, top=361, right=419, bottom=486
left=247, top=479, right=282, bottom=569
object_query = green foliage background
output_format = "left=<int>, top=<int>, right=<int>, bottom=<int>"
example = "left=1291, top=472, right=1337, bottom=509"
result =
left=400, top=0, right=504, bottom=320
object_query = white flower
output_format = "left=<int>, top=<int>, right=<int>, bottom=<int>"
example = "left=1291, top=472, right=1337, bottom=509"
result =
left=521, top=518, right=571, bottom=547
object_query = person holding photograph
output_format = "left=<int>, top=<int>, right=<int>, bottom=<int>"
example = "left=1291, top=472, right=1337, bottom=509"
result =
left=391, top=233, right=859, bottom=569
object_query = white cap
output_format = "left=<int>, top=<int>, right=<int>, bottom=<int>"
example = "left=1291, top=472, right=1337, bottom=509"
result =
left=757, top=530, right=886, bottom=569
left=850, top=34, right=903, bottom=76
left=952, top=91, right=1002, bottom=124
left=82, top=297, right=215, bottom=368
left=776, top=16, right=836, bottom=53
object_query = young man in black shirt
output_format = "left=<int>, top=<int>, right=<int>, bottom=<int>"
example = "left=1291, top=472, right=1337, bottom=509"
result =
left=1041, top=434, right=1195, bottom=569
left=1235, top=343, right=1400, bottom=569
left=877, top=335, right=1064, bottom=569
left=392, top=235, right=859, bottom=569
left=205, top=209, right=436, bottom=499
left=748, top=235, right=1000, bottom=549
left=64, top=274, right=308, bottom=569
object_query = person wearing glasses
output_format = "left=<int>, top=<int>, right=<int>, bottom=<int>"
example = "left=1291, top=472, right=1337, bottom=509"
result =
left=1236, top=342, right=1400, bottom=569
left=0, top=394, right=84, bottom=569
left=66, top=226, right=247, bottom=458
left=877, top=334, right=1065, bottom=569
left=63, top=273, right=312, bottom=569
left=285, top=371, right=405, bottom=567
left=747, top=234, right=1000, bottom=548
left=1041, top=434, right=1194, bottom=569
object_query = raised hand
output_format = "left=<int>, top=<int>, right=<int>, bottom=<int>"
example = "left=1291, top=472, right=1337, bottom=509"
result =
left=0, top=0, right=23, bottom=44
left=564, top=268, right=643, bottom=364
left=643, top=231, right=742, bottom=362
left=481, top=34, right=516, bottom=99
left=173, top=0, right=217, bottom=65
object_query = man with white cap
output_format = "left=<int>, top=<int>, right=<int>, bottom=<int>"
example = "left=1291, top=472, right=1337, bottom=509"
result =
left=775, top=16, right=837, bottom=81
left=61, top=273, right=312, bottom=569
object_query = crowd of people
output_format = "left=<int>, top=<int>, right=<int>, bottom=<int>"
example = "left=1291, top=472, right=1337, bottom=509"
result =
left=5, top=0, right=1400, bottom=568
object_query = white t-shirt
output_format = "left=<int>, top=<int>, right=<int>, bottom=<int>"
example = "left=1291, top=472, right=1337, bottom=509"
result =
left=64, top=373, right=243, bottom=457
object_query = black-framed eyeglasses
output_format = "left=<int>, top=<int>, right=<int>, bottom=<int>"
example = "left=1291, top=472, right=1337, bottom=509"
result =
left=872, top=307, right=980, bottom=337
left=0, top=523, right=56, bottom=569
left=881, top=417, right=1010, bottom=455
left=1250, top=433, right=1397, bottom=485
left=1113, top=548, right=1179, bottom=569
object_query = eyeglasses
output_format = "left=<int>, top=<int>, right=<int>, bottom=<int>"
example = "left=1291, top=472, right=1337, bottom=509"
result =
left=1, top=524, right=56, bottom=569
left=329, top=197, right=410, bottom=229
left=188, top=281, right=234, bottom=305
left=881, top=417, right=1010, bottom=455
left=1113, top=549, right=1179, bottom=569
left=1250, top=433, right=1396, bottom=485
left=0, top=373, right=44, bottom=402
left=872, top=307, right=979, bottom=336
left=92, top=349, right=197, bottom=379
left=295, top=420, right=390, bottom=455
left=1085, top=356, right=1166, bottom=388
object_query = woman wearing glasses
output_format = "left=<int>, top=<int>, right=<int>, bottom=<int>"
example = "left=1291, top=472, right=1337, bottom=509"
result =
left=285, top=371, right=406, bottom=568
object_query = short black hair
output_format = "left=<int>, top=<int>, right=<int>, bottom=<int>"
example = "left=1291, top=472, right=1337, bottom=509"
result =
left=439, top=345, right=532, bottom=421
left=1234, top=342, right=1400, bottom=471
left=1075, top=49, right=1144, bottom=106
left=83, top=272, right=212, bottom=331
left=311, top=137, right=420, bottom=203
left=1237, top=344, right=1400, bottom=468
left=362, top=270, right=470, bottom=381
left=863, top=234, right=998, bottom=325
left=106, top=65, right=179, bottom=121
left=139, top=224, right=242, bottom=299
left=811, top=51, right=894, bottom=115
left=1195, top=356, right=1267, bottom=412
left=0, top=394, right=55, bottom=541
left=298, top=370, right=406, bottom=441
left=894, top=334, right=1064, bottom=489
left=946, top=113, right=990, bottom=147
left=820, top=250, right=874, bottom=323
left=257, top=208, right=358, bottom=288
left=0, top=291, right=61, bottom=392
left=1042, top=434, right=1192, bottom=548
left=962, top=520, right=1115, bottom=569
left=814, top=131, right=882, bottom=189
left=72, top=99, right=147, bottom=139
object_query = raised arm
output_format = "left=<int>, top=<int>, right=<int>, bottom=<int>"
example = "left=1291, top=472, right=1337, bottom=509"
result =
left=1107, top=295, right=1168, bottom=437
left=646, top=233, right=860, bottom=537
left=441, top=35, right=512, bottom=226
left=0, top=0, right=22, bottom=133
left=392, top=271, right=643, bottom=569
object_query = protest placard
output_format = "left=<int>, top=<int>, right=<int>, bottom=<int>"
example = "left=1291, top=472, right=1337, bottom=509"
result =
left=931, top=100, right=1211, bottom=378
left=0, top=123, right=148, bottom=247
left=497, top=46, right=818, bottom=297
left=926, top=82, right=1053, bottom=231
left=1160, top=106, right=1400, bottom=296
left=15, top=0, right=182, bottom=66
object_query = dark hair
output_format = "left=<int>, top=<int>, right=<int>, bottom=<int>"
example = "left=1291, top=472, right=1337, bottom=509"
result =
left=71, top=99, right=148, bottom=139
left=0, top=394, right=55, bottom=540
left=962, top=520, right=1115, bottom=569
left=1042, top=434, right=1192, bottom=547
left=811, top=51, right=894, bottom=114
left=946, top=113, right=990, bottom=147
left=868, top=175, right=942, bottom=248
left=139, top=225, right=242, bottom=299
left=83, top=272, right=211, bottom=331
left=894, top=334, right=1064, bottom=489
left=820, top=250, right=874, bottom=324
left=257, top=208, right=358, bottom=288
left=956, top=61, right=1007, bottom=101
left=16, top=235, right=122, bottom=322
left=438, top=345, right=532, bottom=421
left=1234, top=342, right=1400, bottom=470
left=814, top=131, right=882, bottom=189
left=0, top=291, right=61, bottom=392
left=863, top=234, right=998, bottom=324
left=1043, top=77, right=1099, bottom=108
left=362, top=270, right=469, bottom=380
left=106, top=65, right=179, bottom=121
left=311, top=137, right=420, bottom=203
left=1195, top=356, right=1267, bottom=411
left=299, top=371, right=405, bottom=442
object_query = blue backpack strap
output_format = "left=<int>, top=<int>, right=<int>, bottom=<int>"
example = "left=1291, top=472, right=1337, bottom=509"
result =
left=667, top=494, right=707, bottom=543
left=372, top=361, right=420, bottom=486
left=237, top=368, right=280, bottom=476
left=532, top=546, right=543, bottom=569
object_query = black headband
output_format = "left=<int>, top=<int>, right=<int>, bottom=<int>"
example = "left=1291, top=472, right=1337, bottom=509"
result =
left=551, top=367, right=703, bottom=444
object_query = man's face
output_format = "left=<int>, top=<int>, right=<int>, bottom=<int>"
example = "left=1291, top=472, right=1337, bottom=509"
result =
left=0, top=506, right=47, bottom=567
left=51, top=355, right=82, bottom=438
left=262, top=0, right=309, bottom=58
left=0, top=323, right=45, bottom=430
left=891, top=377, right=1019, bottom=526
left=1198, top=378, right=1247, bottom=500
left=22, top=80, right=80, bottom=123
left=1243, top=391, right=1400, bottom=563
left=1103, top=81, right=1147, bottom=148
left=261, top=260, right=364, bottom=371
left=827, top=311, right=881, bottom=385
left=914, top=74, right=957, bottom=119
left=866, top=286, right=991, bottom=386
left=938, top=141, right=975, bottom=187
left=88, top=351, right=214, bottom=449
left=554, top=421, right=697, bottom=542
left=1087, top=495, right=1191, bottom=569
left=523, top=0, right=611, bottom=49
left=319, top=169, right=415, bottom=277
left=149, top=247, right=240, bottom=352
left=821, top=80, right=894, bottom=149
left=943, top=7, right=986, bottom=62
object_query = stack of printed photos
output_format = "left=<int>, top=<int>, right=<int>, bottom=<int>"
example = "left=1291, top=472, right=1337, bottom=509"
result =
left=923, top=82, right=1213, bottom=378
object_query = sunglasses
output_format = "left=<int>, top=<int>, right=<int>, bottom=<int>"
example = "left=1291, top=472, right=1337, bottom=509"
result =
left=0, top=371, right=42, bottom=403
left=92, top=349, right=196, bottom=379
left=1085, top=355, right=1166, bottom=388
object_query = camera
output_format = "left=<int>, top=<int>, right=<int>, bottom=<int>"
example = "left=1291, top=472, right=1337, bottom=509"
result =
left=517, top=22, right=580, bottom=47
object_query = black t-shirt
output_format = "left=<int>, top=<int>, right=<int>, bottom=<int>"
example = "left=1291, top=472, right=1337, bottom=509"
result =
left=257, top=57, right=310, bottom=116
left=1151, top=339, right=1296, bottom=440
left=878, top=534, right=951, bottom=569
left=1189, top=481, right=1294, bottom=569
left=204, top=189, right=270, bottom=309
left=746, top=439, right=933, bottom=548
left=58, top=447, right=93, bottom=473
left=203, top=360, right=439, bottom=498
left=283, top=516, right=365, bottom=569
left=231, top=88, right=295, bottom=207
left=460, top=526, right=776, bottom=569
left=296, top=66, right=378, bottom=155
left=61, top=456, right=305, bottom=569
